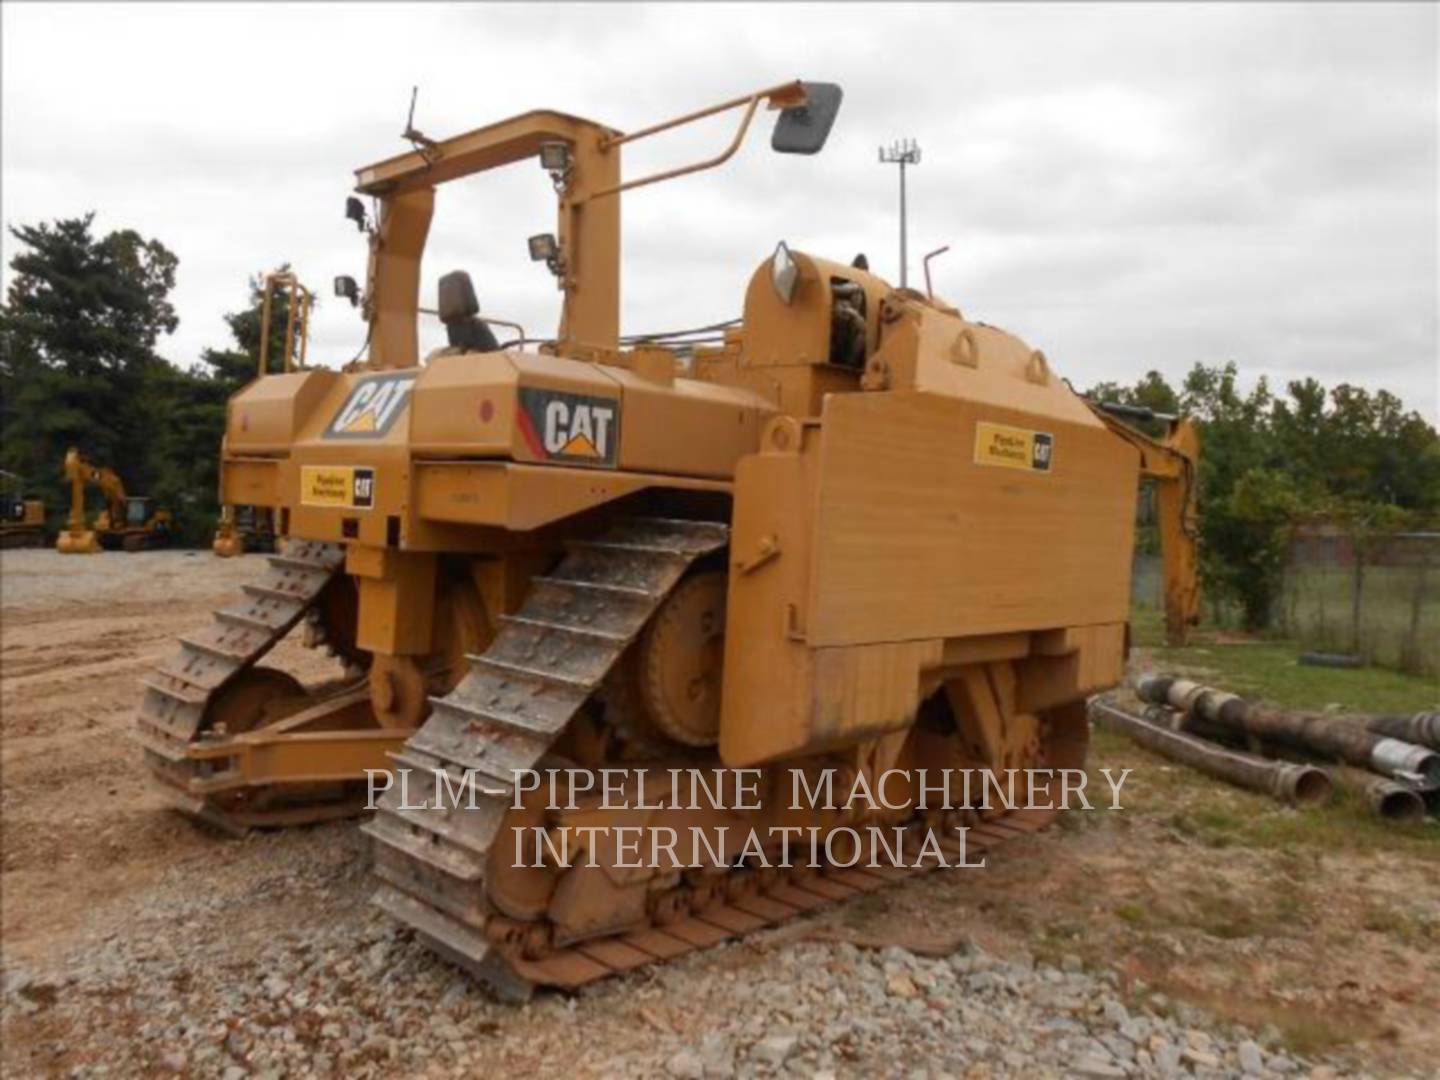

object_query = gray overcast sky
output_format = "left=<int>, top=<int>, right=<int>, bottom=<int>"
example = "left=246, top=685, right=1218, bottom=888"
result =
left=3, top=2, right=1437, bottom=420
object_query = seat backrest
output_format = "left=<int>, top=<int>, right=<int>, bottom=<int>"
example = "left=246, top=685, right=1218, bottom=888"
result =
left=438, top=270, right=500, bottom=352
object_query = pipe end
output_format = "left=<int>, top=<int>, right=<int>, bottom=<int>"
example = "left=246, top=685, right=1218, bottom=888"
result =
left=1376, top=788, right=1426, bottom=821
left=1290, top=768, right=1333, bottom=806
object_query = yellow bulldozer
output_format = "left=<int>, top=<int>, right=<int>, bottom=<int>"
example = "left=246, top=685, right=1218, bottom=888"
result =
left=57, top=448, right=172, bottom=553
left=0, top=471, right=46, bottom=549
left=137, top=81, right=1199, bottom=999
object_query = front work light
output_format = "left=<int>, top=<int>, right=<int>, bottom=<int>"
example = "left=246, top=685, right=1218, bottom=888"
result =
left=538, top=142, right=570, bottom=172
left=528, top=233, right=559, bottom=262
left=770, top=241, right=799, bottom=305
left=333, top=275, right=360, bottom=307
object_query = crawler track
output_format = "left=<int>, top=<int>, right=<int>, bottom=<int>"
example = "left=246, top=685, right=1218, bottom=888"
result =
left=366, top=517, right=1062, bottom=999
left=134, top=540, right=348, bottom=831
left=365, top=517, right=729, bottom=997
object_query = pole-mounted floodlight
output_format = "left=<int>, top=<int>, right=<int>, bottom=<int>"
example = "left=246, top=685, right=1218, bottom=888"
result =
left=878, top=138, right=921, bottom=288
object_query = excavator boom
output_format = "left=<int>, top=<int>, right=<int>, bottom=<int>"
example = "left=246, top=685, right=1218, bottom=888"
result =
left=1088, top=404, right=1201, bottom=646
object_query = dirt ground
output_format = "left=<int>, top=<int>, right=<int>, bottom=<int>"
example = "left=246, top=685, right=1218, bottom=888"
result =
left=2, top=549, right=1437, bottom=1077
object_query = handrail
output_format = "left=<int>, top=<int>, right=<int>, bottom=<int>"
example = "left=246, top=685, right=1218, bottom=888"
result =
left=599, top=80, right=803, bottom=150
left=923, top=245, right=950, bottom=299
left=584, top=80, right=807, bottom=202
left=418, top=306, right=526, bottom=341
left=257, top=271, right=314, bottom=376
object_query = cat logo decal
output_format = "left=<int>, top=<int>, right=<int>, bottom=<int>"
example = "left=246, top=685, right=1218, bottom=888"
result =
left=516, top=387, right=621, bottom=468
left=325, top=373, right=417, bottom=440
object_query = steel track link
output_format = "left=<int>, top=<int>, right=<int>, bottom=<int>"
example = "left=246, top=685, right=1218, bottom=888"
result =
left=364, top=517, right=730, bottom=998
left=135, top=539, right=347, bottom=830
left=365, top=518, right=1061, bottom=1000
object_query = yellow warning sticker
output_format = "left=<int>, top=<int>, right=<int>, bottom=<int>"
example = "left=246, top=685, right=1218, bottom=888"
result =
left=300, top=465, right=375, bottom=509
left=973, top=421, right=1054, bottom=473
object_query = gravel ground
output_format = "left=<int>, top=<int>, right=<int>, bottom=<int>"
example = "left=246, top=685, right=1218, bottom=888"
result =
left=0, top=549, right=225, bottom=613
left=3, top=876, right=1310, bottom=1080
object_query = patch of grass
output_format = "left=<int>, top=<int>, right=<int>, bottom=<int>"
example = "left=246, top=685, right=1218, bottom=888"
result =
left=1129, top=607, right=1167, bottom=649
left=1161, top=877, right=1313, bottom=942
left=1280, top=564, right=1439, bottom=677
left=1113, top=901, right=1148, bottom=925
left=1359, top=904, right=1439, bottom=945
left=1088, top=726, right=1440, bottom=861
left=1270, top=1011, right=1378, bottom=1057
left=1145, top=638, right=1438, bottom=714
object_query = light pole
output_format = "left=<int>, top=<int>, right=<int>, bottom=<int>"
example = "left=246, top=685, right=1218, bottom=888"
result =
left=878, top=138, right=921, bottom=287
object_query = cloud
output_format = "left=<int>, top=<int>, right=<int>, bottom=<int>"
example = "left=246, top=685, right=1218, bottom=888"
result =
left=3, top=1, right=1435, bottom=420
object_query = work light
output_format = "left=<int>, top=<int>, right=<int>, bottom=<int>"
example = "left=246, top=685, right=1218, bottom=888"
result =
left=528, top=234, right=559, bottom=263
left=538, top=142, right=570, bottom=172
left=770, top=241, right=798, bottom=305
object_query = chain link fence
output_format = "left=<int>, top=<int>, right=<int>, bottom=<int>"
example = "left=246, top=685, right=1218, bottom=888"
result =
left=1132, top=531, right=1438, bottom=677
left=1277, top=529, right=1439, bottom=676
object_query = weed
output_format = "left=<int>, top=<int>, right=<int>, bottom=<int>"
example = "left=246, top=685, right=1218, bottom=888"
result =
left=1113, top=901, right=1148, bottom=925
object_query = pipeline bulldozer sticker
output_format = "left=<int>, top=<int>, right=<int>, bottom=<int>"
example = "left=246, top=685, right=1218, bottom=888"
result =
left=325, top=373, right=417, bottom=440
left=974, top=421, right=1053, bottom=473
left=516, top=386, right=620, bottom=468
left=301, top=465, right=376, bottom=509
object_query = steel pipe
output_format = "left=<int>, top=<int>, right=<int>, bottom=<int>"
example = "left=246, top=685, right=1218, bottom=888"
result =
left=1329, top=765, right=1426, bottom=821
left=1089, top=698, right=1332, bottom=806
left=1135, top=675, right=1440, bottom=788
left=1365, top=712, right=1440, bottom=753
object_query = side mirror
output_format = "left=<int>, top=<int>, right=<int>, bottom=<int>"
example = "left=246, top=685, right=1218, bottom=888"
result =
left=771, top=82, right=843, bottom=155
left=334, top=275, right=360, bottom=307
left=345, top=196, right=367, bottom=232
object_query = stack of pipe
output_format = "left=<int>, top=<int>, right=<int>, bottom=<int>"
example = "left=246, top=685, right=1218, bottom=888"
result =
left=1127, top=674, right=1438, bottom=822
left=1087, top=698, right=1331, bottom=806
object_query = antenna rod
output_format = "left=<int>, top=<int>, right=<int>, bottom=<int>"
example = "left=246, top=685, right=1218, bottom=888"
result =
left=878, top=138, right=921, bottom=287
left=402, top=86, right=437, bottom=152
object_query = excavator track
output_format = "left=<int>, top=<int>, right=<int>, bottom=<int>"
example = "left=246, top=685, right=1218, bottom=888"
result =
left=135, top=539, right=348, bottom=832
left=366, top=517, right=1062, bottom=1000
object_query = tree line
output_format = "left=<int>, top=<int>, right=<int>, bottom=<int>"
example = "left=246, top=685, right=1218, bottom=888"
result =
left=1087, top=365, right=1440, bottom=629
left=0, top=215, right=302, bottom=544
left=3, top=213, right=1438, bottom=635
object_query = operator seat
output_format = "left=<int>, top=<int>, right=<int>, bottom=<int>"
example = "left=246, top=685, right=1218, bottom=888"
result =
left=437, top=270, right=500, bottom=352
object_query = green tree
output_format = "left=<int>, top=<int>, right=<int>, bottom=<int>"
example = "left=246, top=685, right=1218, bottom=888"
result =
left=145, top=271, right=309, bottom=544
left=1085, top=369, right=1185, bottom=554
left=1095, top=362, right=1439, bottom=632
left=0, top=214, right=179, bottom=515
left=1214, top=467, right=1307, bottom=628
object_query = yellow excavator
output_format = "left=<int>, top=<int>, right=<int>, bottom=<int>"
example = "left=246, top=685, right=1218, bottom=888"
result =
left=214, top=272, right=311, bottom=558
left=0, top=471, right=46, bottom=549
left=57, top=448, right=172, bottom=553
left=138, top=80, right=1201, bottom=999
left=1087, top=403, right=1201, bottom=647
left=213, top=505, right=278, bottom=557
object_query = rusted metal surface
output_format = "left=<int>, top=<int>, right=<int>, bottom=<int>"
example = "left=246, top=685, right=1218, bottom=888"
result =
left=1135, top=674, right=1440, bottom=788
left=1365, top=712, right=1440, bottom=753
left=1089, top=697, right=1331, bottom=805
left=1328, top=765, right=1426, bottom=821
